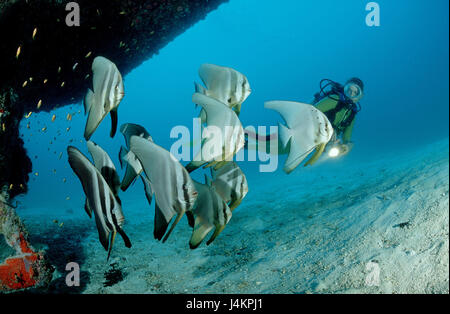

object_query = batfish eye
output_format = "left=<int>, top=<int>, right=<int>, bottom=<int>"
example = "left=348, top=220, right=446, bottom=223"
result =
left=228, top=97, right=232, bottom=103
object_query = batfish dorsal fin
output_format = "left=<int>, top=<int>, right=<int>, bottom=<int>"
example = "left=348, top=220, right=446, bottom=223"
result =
left=120, top=123, right=153, bottom=148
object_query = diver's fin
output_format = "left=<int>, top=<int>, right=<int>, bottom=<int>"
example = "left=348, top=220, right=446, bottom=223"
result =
left=110, top=109, right=118, bottom=138
left=304, top=142, right=326, bottom=167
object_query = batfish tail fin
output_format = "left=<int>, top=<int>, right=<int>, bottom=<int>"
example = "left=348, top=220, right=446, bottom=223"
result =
left=117, top=227, right=132, bottom=248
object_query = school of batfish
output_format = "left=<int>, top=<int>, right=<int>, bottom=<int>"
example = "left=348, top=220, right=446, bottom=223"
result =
left=67, top=56, right=334, bottom=259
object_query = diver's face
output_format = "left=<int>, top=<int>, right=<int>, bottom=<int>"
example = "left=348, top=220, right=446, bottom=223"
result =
left=344, top=83, right=363, bottom=103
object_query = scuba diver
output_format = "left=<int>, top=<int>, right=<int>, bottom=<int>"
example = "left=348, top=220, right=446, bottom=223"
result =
left=244, top=77, right=364, bottom=173
left=311, top=77, right=364, bottom=156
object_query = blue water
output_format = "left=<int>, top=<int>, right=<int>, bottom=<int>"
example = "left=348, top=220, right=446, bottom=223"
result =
left=18, top=0, right=448, bottom=229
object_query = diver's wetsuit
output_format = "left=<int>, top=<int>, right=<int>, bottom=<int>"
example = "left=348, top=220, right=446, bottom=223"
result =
left=312, top=82, right=360, bottom=143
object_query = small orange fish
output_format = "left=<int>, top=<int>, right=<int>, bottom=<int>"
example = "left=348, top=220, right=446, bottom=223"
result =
left=66, top=113, right=72, bottom=121
left=32, top=28, right=37, bottom=40
left=51, top=114, right=56, bottom=122
left=61, top=81, right=65, bottom=87
left=25, top=112, right=32, bottom=118
left=37, top=99, right=42, bottom=109
left=43, top=79, right=48, bottom=84
left=22, top=81, right=28, bottom=87
left=85, top=51, right=92, bottom=58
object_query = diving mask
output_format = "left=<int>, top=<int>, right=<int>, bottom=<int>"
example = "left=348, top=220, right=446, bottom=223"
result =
left=344, top=82, right=363, bottom=103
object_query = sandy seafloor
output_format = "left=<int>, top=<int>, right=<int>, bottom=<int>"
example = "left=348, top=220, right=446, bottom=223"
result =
left=15, top=138, right=449, bottom=294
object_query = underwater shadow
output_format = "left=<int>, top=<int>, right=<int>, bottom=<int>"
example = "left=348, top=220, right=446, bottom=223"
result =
left=24, top=219, right=92, bottom=294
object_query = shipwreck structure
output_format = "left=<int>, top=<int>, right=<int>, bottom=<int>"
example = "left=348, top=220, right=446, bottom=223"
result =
left=0, top=0, right=227, bottom=291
